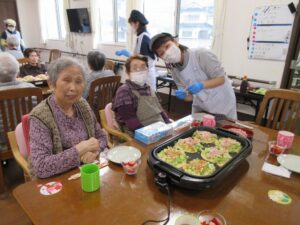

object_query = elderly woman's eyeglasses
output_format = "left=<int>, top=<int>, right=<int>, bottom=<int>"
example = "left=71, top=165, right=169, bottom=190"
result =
left=131, top=66, right=148, bottom=72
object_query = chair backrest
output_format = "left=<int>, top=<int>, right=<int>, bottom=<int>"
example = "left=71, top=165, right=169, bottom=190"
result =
left=104, top=60, right=115, bottom=71
left=87, top=76, right=121, bottom=121
left=0, top=87, right=43, bottom=149
left=104, top=103, right=120, bottom=130
left=17, top=57, right=28, bottom=66
left=49, top=49, right=61, bottom=63
left=15, top=123, right=28, bottom=159
left=7, top=130, right=31, bottom=179
left=255, top=89, right=300, bottom=133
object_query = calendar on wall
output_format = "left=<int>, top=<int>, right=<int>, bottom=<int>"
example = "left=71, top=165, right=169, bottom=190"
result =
left=248, top=5, right=294, bottom=61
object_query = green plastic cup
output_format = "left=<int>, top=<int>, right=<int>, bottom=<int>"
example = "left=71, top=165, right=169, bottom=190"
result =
left=80, top=164, right=100, bottom=192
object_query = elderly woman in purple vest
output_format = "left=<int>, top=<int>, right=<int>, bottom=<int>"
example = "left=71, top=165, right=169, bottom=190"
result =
left=29, top=57, right=107, bottom=178
left=112, top=55, right=170, bottom=134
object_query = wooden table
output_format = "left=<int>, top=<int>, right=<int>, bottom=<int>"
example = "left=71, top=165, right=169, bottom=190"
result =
left=13, top=125, right=300, bottom=225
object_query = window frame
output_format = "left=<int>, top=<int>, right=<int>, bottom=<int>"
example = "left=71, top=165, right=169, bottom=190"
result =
left=143, top=0, right=214, bottom=49
left=98, top=0, right=127, bottom=44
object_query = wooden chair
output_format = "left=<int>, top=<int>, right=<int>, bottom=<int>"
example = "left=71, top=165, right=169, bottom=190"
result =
left=99, top=105, right=132, bottom=146
left=0, top=87, right=43, bottom=192
left=7, top=130, right=31, bottom=182
left=104, top=59, right=115, bottom=71
left=48, top=49, right=61, bottom=63
left=17, top=57, right=28, bottom=66
left=255, top=89, right=300, bottom=133
left=87, top=76, right=121, bottom=122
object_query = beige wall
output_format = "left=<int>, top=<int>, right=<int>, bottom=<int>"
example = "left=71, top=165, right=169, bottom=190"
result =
left=221, top=0, right=298, bottom=87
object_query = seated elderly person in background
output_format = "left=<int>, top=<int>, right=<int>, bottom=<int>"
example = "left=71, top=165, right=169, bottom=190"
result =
left=112, top=55, right=170, bottom=134
left=83, top=50, right=114, bottom=98
left=0, top=52, right=34, bottom=150
left=5, top=36, right=24, bottom=59
left=29, top=57, right=108, bottom=178
left=19, top=48, right=47, bottom=77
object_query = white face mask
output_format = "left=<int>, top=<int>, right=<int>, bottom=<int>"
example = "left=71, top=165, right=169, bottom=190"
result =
left=162, top=44, right=181, bottom=64
left=131, top=26, right=137, bottom=34
left=7, top=27, right=15, bottom=32
left=130, top=71, right=148, bottom=86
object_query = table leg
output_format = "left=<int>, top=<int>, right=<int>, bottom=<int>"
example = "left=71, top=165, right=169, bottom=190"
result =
left=0, top=163, right=4, bottom=193
left=255, top=100, right=261, bottom=118
left=167, top=83, right=172, bottom=112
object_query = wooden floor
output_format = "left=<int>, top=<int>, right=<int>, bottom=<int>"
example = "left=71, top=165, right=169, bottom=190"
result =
left=0, top=160, right=32, bottom=225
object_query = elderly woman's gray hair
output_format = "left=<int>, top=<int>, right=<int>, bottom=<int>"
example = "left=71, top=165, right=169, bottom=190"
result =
left=7, top=36, right=20, bottom=47
left=47, top=57, right=87, bottom=86
left=0, top=52, right=19, bottom=82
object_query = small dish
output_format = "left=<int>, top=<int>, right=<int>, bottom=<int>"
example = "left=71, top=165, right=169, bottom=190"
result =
left=107, top=146, right=141, bottom=164
left=268, top=141, right=285, bottom=155
left=174, top=214, right=199, bottom=225
left=199, top=210, right=226, bottom=225
left=277, top=154, right=300, bottom=173
left=222, top=125, right=253, bottom=139
left=121, top=158, right=141, bottom=175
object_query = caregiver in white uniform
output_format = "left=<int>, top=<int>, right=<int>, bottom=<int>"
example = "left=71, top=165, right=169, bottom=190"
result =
left=150, top=33, right=237, bottom=119
left=115, top=10, right=157, bottom=89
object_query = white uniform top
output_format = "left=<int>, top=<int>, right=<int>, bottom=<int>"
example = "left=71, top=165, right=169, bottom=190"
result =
left=170, top=48, right=237, bottom=119
left=5, top=30, right=22, bottom=51
left=133, top=31, right=157, bottom=90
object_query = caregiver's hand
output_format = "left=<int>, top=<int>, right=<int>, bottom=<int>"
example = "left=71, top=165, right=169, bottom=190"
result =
left=187, top=82, right=204, bottom=94
left=115, top=49, right=131, bottom=57
left=175, top=88, right=187, bottom=100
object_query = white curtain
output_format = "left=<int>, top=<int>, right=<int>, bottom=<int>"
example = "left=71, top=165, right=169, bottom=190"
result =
left=90, top=0, right=101, bottom=49
left=211, top=0, right=228, bottom=60
left=37, top=0, right=47, bottom=44
left=62, top=0, right=75, bottom=50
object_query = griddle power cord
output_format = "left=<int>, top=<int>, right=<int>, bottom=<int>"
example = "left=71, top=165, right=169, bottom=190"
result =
left=141, top=173, right=171, bottom=225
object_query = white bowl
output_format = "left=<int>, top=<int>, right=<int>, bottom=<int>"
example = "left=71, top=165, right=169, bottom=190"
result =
left=175, top=214, right=199, bottom=225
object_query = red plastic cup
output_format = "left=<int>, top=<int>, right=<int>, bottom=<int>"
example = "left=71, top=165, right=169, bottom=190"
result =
left=277, top=131, right=294, bottom=149
left=202, top=114, right=216, bottom=127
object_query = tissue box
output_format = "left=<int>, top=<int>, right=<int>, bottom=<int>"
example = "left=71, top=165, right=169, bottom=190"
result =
left=134, top=122, right=173, bottom=144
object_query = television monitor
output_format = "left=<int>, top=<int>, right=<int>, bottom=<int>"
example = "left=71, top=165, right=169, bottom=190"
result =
left=66, top=8, right=92, bottom=33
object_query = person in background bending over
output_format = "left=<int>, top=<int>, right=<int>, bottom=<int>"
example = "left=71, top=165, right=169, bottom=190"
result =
left=150, top=33, right=237, bottom=119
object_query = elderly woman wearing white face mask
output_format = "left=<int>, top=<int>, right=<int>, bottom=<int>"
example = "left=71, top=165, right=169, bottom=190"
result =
left=112, top=55, right=170, bottom=134
left=150, top=33, right=237, bottom=119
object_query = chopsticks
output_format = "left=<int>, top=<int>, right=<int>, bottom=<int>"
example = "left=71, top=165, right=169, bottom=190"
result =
left=223, top=117, right=254, bottom=130
left=234, top=121, right=254, bottom=130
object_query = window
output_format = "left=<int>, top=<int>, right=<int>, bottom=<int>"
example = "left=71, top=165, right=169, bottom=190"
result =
left=178, top=0, right=214, bottom=48
left=40, top=0, right=65, bottom=40
left=98, top=0, right=127, bottom=43
left=143, top=0, right=214, bottom=49
left=143, top=0, right=176, bottom=35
